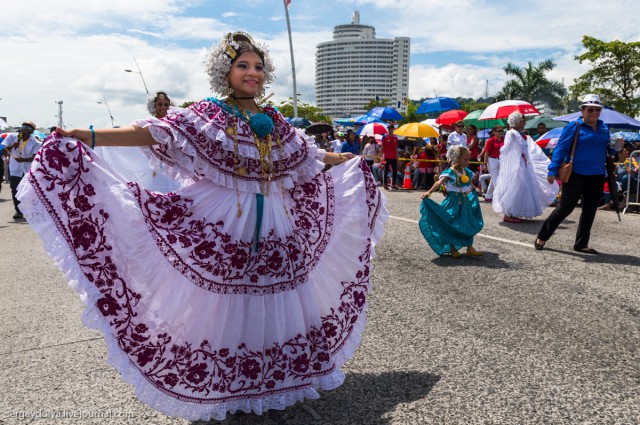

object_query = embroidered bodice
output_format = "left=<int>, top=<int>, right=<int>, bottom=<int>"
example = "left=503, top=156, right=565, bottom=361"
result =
left=135, top=99, right=326, bottom=194
left=442, top=167, right=474, bottom=193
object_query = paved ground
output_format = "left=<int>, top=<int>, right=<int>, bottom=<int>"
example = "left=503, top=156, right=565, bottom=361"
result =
left=1, top=182, right=639, bottom=424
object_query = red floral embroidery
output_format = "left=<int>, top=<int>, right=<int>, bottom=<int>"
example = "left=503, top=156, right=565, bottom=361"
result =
left=147, top=102, right=309, bottom=185
left=27, top=137, right=381, bottom=404
left=128, top=173, right=334, bottom=295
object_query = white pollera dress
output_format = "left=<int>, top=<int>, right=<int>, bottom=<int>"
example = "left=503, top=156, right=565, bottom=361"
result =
left=17, top=99, right=388, bottom=421
left=492, top=129, right=559, bottom=218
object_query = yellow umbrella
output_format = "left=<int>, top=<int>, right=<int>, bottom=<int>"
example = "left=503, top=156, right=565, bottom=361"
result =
left=393, top=122, right=439, bottom=138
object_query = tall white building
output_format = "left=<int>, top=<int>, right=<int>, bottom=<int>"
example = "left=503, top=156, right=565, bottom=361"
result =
left=315, top=11, right=410, bottom=118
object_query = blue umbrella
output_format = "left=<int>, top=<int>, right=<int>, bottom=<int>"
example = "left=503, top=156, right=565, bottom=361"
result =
left=416, top=97, right=461, bottom=114
left=334, top=117, right=356, bottom=126
left=334, top=115, right=385, bottom=126
left=287, top=117, right=311, bottom=128
left=352, top=115, right=386, bottom=125
left=553, top=106, right=640, bottom=130
left=366, top=106, right=403, bottom=121
left=477, top=129, right=492, bottom=139
left=611, top=131, right=640, bottom=142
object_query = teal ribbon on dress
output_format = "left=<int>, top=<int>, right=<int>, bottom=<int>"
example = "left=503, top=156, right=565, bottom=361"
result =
left=90, top=125, right=95, bottom=149
left=254, top=193, right=264, bottom=252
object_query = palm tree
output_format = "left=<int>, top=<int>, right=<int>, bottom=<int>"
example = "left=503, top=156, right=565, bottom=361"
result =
left=496, top=60, right=567, bottom=110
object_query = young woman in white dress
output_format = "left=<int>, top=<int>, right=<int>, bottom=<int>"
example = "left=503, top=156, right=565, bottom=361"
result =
left=17, top=32, right=387, bottom=421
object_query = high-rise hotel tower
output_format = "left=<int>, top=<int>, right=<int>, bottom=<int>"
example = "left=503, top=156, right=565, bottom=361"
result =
left=315, top=11, right=410, bottom=118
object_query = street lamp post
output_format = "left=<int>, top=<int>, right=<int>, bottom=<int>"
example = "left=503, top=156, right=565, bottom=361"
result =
left=97, top=95, right=115, bottom=128
left=124, top=56, right=150, bottom=95
left=54, top=100, right=64, bottom=128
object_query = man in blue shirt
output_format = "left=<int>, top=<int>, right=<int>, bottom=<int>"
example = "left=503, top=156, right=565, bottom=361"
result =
left=536, top=94, right=613, bottom=254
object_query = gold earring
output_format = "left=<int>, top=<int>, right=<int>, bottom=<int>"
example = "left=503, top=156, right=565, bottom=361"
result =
left=226, top=80, right=232, bottom=97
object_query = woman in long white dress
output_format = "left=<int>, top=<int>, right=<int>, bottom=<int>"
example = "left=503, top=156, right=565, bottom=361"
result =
left=17, top=32, right=387, bottom=421
left=492, top=112, right=558, bottom=222
left=95, top=91, right=182, bottom=193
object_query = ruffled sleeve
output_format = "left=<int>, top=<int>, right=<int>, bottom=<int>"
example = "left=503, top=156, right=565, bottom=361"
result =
left=133, top=100, right=326, bottom=194
left=440, top=168, right=456, bottom=182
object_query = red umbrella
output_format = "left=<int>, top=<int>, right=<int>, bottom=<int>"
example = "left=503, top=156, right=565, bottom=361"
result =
left=436, top=109, right=468, bottom=125
left=478, top=100, right=540, bottom=120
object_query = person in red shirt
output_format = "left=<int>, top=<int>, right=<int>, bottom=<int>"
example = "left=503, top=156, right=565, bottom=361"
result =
left=482, top=125, right=505, bottom=202
left=466, top=125, right=480, bottom=170
left=416, top=143, right=437, bottom=189
left=381, top=124, right=399, bottom=190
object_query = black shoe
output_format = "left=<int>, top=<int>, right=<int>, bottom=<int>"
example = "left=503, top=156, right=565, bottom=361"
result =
left=12, top=212, right=23, bottom=220
left=573, top=246, right=598, bottom=255
left=534, top=239, right=545, bottom=250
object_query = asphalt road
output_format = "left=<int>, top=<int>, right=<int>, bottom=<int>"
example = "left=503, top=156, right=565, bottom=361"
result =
left=1, top=183, right=639, bottom=424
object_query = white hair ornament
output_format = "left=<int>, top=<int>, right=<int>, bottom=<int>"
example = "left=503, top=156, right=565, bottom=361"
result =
left=204, top=32, right=275, bottom=96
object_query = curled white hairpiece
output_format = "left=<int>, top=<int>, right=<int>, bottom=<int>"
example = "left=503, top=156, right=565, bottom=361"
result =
left=507, top=111, right=524, bottom=128
left=204, top=32, right=275, bottom=96
left=146, top=92, right=173, bottom=117
left=446, top=145, right=469, bottom=165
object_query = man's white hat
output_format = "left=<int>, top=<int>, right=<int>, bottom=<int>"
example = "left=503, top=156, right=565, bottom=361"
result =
left=580, top=94, right=603, bottom=108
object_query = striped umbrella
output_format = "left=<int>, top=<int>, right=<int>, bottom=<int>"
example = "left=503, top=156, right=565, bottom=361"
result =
left=357, top=122, right=389, bottom=137
left=535, top=127, right=564, bottom=151
left=479, top=100, right=540, bottom=120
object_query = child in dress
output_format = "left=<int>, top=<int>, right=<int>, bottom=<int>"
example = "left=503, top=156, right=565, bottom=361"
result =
left=419, top=145, right=484, bottom=258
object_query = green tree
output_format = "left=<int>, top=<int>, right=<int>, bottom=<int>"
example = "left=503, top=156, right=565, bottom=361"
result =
left=179, top=101, right=195, bottom=108
left=457, top=98, right=492, bottom=113
left=496, top=60, right=567, bottom=109
left=275, top=99, right=332, bottom=124
left=570, top=36, right=640, bottom=116
left=362, top=98, right=391, bottom=111
left=398, top=101, right=424, bottom=124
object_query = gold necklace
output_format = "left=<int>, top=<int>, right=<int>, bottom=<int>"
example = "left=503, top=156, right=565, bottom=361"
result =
left=227, top=97, right=273, bottom=195
left=223, top=97, right=289, bottom=218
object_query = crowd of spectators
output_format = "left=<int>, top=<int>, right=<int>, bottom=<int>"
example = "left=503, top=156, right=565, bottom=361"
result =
left=307, top=120, right=640, bottom=216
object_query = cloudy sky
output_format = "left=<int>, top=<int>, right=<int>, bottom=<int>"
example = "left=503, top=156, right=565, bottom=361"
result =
left=3, top=0, right=639, bottom=129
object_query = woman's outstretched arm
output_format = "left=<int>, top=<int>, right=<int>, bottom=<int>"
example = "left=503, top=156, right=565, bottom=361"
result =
left=55, top=125, right=157, bottom=147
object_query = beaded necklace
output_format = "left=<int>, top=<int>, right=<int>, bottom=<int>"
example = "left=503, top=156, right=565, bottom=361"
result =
left=204, top=97, right=288, bottom=218
left=226, top=96, right=274, bottom=195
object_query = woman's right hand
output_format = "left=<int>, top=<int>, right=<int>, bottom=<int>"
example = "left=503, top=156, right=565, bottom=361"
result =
left=55, top=128, right=92, bottom=145
left=547, top=175, right=556, bottom=184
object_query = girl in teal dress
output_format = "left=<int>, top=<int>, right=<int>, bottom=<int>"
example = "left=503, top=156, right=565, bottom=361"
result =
left=419, top=145, right=484, bottom=257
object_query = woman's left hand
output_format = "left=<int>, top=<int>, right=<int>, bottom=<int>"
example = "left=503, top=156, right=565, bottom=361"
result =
left=341, top=152, right=355, bottom=161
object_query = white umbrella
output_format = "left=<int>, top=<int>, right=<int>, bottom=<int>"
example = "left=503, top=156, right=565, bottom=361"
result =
left=420, top=118, right=440, bottom=130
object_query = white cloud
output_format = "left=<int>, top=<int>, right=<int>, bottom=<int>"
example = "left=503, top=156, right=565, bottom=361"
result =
left=410, top=63, right=505, bottom=99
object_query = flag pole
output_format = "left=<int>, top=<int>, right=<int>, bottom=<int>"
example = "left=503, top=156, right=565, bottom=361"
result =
left=283, top=0, right=299, bottom=119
